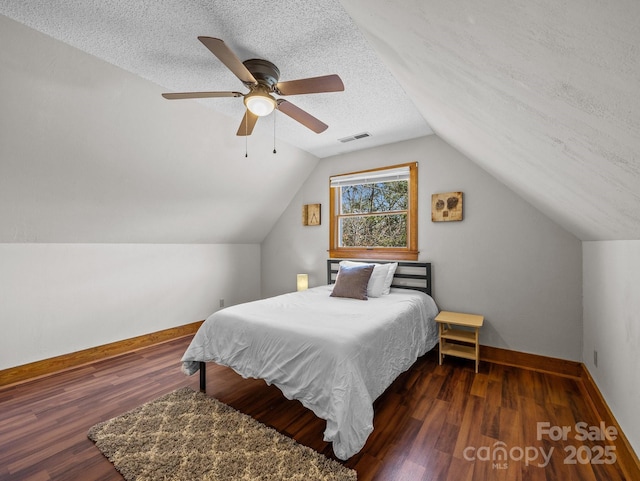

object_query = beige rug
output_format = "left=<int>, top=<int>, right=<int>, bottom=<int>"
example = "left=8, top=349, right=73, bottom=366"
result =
left=88, top=387, right=356, bottom=481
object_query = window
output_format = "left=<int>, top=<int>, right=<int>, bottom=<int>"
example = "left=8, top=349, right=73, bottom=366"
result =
left=329, top=162, right=418, bottom=260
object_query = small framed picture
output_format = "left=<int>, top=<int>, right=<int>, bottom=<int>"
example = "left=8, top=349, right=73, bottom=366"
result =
left=432, top=192, right=463, bottom=222
left=302, top=203, right=321, bottom=226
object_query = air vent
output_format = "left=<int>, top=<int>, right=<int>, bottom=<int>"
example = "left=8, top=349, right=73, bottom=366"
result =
left=338, top=132, right=371, bottom=143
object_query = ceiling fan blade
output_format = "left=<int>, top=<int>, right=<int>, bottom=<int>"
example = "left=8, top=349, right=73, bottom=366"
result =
left=276, top=99, right=328, bottom=133
left=276, top=74, right=344, bottom=96
left=236, top=110, right=259, bottom=136
left=162, top=91, right=243, bottom=100
left=198, top=37, right=257, bottom=85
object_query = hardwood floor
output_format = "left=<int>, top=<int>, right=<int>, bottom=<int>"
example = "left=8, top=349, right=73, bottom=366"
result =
left=0, top=336, right=631, bottom=481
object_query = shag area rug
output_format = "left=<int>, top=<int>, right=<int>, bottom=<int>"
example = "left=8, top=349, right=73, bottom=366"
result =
left=88, top=387, right=357, bottom=481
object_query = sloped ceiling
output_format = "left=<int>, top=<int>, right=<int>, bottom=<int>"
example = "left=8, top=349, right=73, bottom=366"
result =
left=0, top=0, right=432, bottom=245
left=340, top=0, right=640, bottom=241
left=0, top=15, right=320, bottom=243
left=1, top=1, right=639, bottom=243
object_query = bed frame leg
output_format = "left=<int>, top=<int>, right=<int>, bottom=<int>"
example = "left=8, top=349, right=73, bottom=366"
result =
left=199, top=362, right=206, bottom=393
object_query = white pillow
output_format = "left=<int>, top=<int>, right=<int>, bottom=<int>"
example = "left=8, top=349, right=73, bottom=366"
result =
left=339, top=261, right=398, bottom=297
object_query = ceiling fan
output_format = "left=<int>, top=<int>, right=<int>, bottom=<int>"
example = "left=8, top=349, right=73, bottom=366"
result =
left=162, top=37, right=344, bottom=136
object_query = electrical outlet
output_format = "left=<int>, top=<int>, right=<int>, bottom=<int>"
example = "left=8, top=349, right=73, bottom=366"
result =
left=594, top=350, right=598, bottom=367
left=219, top=299, right=225, bottom=308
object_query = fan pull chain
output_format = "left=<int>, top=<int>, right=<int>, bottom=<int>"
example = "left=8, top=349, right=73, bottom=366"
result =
left=273, top=111, right=277, bottom=154
left=245, top=112, right=248, bottom=158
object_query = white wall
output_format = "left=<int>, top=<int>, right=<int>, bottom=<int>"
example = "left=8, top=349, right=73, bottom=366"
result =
left=262, top=135, right=583, bottom=360
left=0, top=17, right=293, bottom=372
left=583, top=240, right=640, bottom=454
left=0, top=243, right=260, bottom=370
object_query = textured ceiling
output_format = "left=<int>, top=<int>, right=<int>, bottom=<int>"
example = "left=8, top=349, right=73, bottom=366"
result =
left=0, top=0, right=431, bottom=158
left=2, top=0, right=639, bottom=242
left=341, top=0, right=640, bottom=241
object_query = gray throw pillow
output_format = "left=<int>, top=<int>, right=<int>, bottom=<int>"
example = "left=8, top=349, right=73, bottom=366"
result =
left=330, top=264, right=375, bottom=300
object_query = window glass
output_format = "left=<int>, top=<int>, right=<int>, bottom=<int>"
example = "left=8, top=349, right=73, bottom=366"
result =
left=329, top=163, right=417, bottom=260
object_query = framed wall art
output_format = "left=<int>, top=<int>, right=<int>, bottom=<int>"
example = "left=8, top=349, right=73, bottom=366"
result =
left=302, top=203, right=321, bottom=226
left=431, top=192, right=463, bottom=222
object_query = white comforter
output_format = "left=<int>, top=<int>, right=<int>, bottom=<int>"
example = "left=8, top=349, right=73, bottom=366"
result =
left=181, top=285, right=439, bottom=460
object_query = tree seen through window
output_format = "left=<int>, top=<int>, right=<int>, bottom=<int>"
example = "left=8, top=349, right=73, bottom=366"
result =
left=339, top=180, right=408, bottom=248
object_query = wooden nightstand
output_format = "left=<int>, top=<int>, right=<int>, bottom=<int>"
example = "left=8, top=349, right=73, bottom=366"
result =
left=435, top=311, right=484, bottom=373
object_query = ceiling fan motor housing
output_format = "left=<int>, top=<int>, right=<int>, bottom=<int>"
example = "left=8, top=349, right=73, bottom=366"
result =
left=243, top=59, right=281, bottom=89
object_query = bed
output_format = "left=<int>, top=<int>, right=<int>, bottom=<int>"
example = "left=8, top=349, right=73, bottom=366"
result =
left=181, top=260, right=439, bottom=460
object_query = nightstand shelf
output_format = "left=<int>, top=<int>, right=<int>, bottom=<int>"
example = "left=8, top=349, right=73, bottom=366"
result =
left=435, top=311, right=484, bottom=373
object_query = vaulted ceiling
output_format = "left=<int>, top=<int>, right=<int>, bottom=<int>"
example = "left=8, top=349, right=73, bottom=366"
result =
left=1, top=0, right=639, bottom=242
left=340, top=0, right=640, bottom=241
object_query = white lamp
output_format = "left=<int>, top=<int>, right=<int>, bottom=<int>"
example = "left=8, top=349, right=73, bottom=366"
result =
left=244, top=91, right=276, bottom=117
left=297, top=274, right=308, bottom=291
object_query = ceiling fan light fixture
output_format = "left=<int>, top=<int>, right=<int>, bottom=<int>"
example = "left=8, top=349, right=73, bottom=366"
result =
left=244, top=91, right=276, bottom=117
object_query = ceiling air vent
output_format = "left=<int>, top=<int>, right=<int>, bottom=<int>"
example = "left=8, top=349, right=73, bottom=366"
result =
left=338, top=132, right=371, bottom=143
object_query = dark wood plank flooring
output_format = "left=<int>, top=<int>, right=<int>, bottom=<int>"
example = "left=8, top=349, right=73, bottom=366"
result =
left=0, top=336, right=630, bottom=480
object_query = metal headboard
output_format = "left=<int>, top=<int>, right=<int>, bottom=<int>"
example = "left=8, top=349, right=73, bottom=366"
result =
left=327, top=259, right=432, bottom=297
